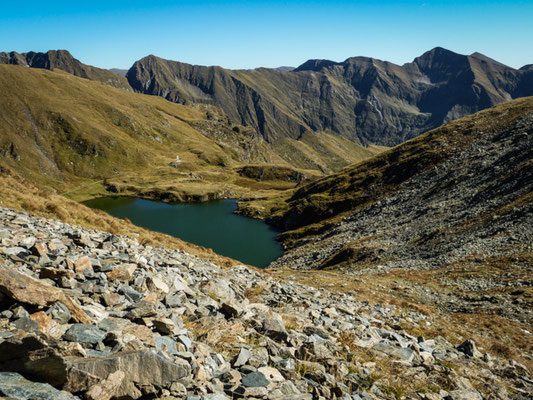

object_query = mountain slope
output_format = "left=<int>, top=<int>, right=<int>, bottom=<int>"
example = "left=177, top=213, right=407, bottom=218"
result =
left=126, top=48, right=533, bottom=146
left=265, top=97, right=533, bottom=273
left=0, top=64, right=306, bottom=202
left=0, top=50, right=131, bottom=90
left=0, top=61, right=381, bottom=182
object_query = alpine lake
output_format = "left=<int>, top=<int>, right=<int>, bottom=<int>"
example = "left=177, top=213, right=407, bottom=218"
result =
left=83, top=197, right=283, bottom=268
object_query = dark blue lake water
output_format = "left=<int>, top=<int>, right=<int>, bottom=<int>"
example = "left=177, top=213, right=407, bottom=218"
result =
left=83, top=197, right=283, bottom=268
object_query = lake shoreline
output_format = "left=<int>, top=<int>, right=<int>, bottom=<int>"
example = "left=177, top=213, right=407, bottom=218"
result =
left=83, top=197, right=284, bottom=268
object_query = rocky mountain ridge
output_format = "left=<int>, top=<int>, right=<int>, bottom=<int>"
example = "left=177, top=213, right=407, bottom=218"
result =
left=0, top=207, right=531, bottom=399
left=0, top=50, right=131, bottom=90
left=126, top=47, right=533, bottom=145
left=3, top=48, right=532, bottom=148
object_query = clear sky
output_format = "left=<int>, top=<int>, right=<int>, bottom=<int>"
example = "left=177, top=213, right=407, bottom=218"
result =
left=1, top=1, right=532, bottom=70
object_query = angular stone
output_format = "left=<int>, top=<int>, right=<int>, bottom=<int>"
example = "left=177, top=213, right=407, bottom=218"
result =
left=119, top=286, right=144, bottom=302
left=85, top=370, right=125, bottom=400
left=47, top=302, right=72, bottom=324
left=121, top=324, right=156, bottom=347
left=13, top=316, right=39, bottom=335
left=303, top=326, right=329, bottom=339
left=106, top=263, right=137, bottom=282
left=125, top=303, right=157, bottom=320
left=30, top=311, right=63, bottom=339
left=373, top=341, right=416, bottom=362
left=233, top=347, right=251, bottom=367
left=97, top=318, right=119, bottom=332
left=102, top=292, right=123, bottom=307
left=73, top=256, right=93, bottom=274
left=446, top=389, right=483, bottom=400
left=63, top=324, right=106, bottom=344
left=153, top=318, right=176, bottom=335
left=72, top=232, right=95, bottom=248
left=262, top=318, right=288, bottom=342
left=177, top=334, right=192, bottom=351
left=31, top=242, right=49, bottom=256
left=258, top=366, right=285, bottom=383
left=165, top=293, right=186, bottom=308
left=2, top=247, right=28, bottom=257
left=200, top=279, right=235, bottom=302
left=0, top=265, right=91, bottom=324
left=204, top=393, right=231, bottom=400
left=241, top=371, right=270, bottom=387
left=155, top=336, right=178, bottom=356
left=12, top=306, right=29, bottom=319
left=457, top=340, right=481, bottom=358
left=22, top=349, right=190, bottom=397
left=39, top=267, right=75, bottom=280
left=0, top=371, right=77, bottom=400
left=146, top=276, right=170, bottom=294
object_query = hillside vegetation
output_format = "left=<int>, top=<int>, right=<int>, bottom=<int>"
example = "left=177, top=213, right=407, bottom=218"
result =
left=0, top=64, right=381, bottom=201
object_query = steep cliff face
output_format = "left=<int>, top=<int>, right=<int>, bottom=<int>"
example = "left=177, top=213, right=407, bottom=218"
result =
left=126, top=48, right=533, bottom=146
left=0, top=50, right=132, bottom=90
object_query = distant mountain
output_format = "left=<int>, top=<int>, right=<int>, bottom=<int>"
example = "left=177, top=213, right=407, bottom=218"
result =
left=126, top=47, right=533, bottom=145
left=0, top=50, right=131, bottom=90
left=109, top=68, right=128, bottom=77
left=273, top=66, right=294, bottom=72
left=3, top=48, right=531, bottom=149
left=266, top=97, right=533, bottom=272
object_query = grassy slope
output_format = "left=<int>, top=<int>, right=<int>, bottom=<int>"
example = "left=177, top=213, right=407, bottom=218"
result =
left=0, top=65, right=303, bottom=203
left=0, top=65, right=384, bottom=203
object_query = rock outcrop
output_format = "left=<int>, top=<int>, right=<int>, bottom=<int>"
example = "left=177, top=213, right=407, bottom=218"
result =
left=0, top=206, right=531, bottom=399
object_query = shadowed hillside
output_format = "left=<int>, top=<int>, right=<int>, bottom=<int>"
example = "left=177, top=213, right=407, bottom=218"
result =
left=265, top=97, right=532, bottom=274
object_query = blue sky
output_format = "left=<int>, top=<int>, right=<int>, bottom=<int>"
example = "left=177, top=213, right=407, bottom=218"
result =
left=1, top=1, right=532, bottom=70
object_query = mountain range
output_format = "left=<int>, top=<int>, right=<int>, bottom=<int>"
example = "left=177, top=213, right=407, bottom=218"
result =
left=126, top=48, right=533, bottom=146
left=0, top=46, right=532, bottom=396
left=2, top=48, right=532, bottom=148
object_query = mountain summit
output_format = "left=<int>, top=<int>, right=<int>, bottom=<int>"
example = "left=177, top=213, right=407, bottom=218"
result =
left=125, top=47, right=533, bottom=145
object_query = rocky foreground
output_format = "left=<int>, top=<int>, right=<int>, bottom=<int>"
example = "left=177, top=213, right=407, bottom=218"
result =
left=0, top=207, right=531, bottom=400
